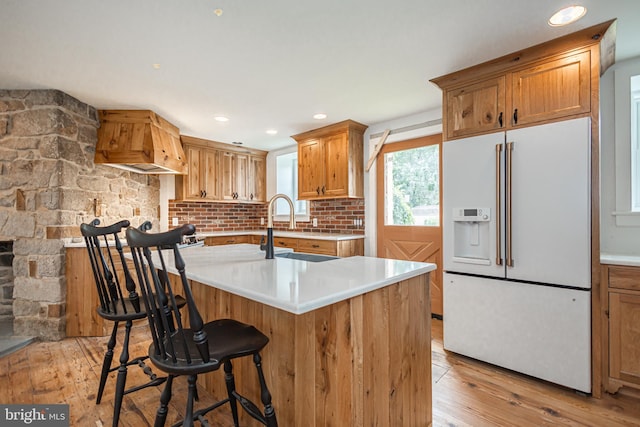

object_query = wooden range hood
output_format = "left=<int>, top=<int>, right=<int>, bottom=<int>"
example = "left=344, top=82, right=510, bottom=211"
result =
left=95, top=110, right=187, bottom=174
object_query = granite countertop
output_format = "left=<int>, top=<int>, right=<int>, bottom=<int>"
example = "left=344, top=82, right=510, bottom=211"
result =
left=153, top=244, right=435, bottom=315
left=600, top=253, right=640, bottom=267
left=197, top=230, right=365, bottom=241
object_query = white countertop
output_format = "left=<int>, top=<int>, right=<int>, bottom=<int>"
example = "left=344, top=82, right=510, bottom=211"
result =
left=198, top=230, right=364, bottom=241
left=601, top=253, right=640, bottom=267
left=63, top=230, right=364, bottom=247
left=155, top=244, right=435, bottom=315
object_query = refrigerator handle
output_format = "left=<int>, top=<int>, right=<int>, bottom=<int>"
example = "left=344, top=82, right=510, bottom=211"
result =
left=495, top=144, right=503, bottom=266
left=506, top=141, right=514, bottom=267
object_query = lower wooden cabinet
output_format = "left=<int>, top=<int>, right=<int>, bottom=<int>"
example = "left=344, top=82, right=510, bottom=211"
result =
left=204, top=235, right=250, bottom=246
left=204, top=234, right=364, bottom=257
left=601, top=264, right=640, bottom=394
left=609, top=292, right=640, bottom=387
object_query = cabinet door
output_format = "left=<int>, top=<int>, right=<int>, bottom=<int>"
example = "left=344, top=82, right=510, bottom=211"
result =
left=185, top=146, right=204, bottom=199
left=609, top=292, right=640, bottom=386
left=510, top=51, right=590, bottom=127
left=221, top=152, right=236, bottom=201
left=445, top=76, right=505, bottom=139
left=201, top=149, right=220, bottom=200
left=323, top=133, right=349, bottom=197
left=249, top=155, right=266, bottom=202
left=298, top=139, right=324, bottom=199
left=234, top=153, right=250, bottom=201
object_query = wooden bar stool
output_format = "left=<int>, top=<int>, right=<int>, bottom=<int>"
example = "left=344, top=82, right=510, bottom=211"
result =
left=80, top=219, right=186, bottom=426
left=126, top=224, right=278, bottom=427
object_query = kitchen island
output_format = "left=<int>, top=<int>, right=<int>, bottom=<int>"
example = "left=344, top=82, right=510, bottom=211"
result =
left=164, top=244, right=435, bottom=426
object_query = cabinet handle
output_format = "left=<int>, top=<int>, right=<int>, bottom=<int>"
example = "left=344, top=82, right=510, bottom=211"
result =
left=513, top=108, right=518, bottom=125
left=250, top=193, right=254, bottom=200
left=226, top=240, right=235, bottom=243
left=506, top=142, right=514, bottom=267
left=203, top=190, right=207, bottom=197
left=321, top=185, right=325, bottom=194
left=498, top=112, right=503, bottom=128
left=312, top=244, right=320, bottom=248
left=495, top=144, right=503, bottom=266
left=316, top=187, right=320, bottom=195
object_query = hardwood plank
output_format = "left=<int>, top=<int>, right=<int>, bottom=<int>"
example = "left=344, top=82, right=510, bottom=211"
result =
left=2, top=314, right=639, bottom=426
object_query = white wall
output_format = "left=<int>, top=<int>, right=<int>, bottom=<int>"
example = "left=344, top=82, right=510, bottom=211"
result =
left=363, top=108, right=443, bottom=256
left=600, top=55, right=640, bottom=255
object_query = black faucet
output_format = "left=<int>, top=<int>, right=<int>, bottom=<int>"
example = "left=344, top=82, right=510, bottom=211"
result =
left=259, top=229, right=275, bottom=259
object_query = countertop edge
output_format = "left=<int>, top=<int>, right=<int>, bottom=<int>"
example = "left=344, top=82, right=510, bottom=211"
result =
left=601, top=253, right=640, bottom=267
left=197, top=230, right=365, bottom=241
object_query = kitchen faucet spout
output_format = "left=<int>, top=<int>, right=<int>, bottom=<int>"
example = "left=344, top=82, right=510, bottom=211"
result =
left=262, top=193, right=296, bottom=259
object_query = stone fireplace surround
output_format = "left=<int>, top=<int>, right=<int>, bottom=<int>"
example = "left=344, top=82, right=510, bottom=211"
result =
left=0, top=90, right=160, bottom=340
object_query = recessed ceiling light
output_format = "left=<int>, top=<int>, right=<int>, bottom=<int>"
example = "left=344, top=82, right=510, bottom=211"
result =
left=214, top=8, right=223, bottom=17
left=266, top=129, right=278, bottom=135
left=214, top=116, right=229, bottom=122
left=152, top=63, right=161, bottom=69
left=313, top=113, right=327, bottom=120
left=548, top=5, right=587, bottom=27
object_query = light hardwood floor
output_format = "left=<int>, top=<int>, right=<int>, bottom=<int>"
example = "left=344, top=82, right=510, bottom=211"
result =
left=1, top=319, right=639, bottom=426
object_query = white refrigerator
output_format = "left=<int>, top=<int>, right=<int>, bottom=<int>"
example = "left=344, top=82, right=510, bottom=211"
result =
left=442, top=117, right=592, bottom=393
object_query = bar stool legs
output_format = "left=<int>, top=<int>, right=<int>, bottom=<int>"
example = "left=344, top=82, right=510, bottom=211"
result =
left=112, top=320, right=133, bottom=426
left=96, top=321, right=119, bottom=404
left=254, top=353, right=277, bottom=427
left=154, top=375, right=174, bottom=427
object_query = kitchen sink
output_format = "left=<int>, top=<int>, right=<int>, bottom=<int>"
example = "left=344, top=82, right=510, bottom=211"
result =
left=274, top=252, right=338, bottom=262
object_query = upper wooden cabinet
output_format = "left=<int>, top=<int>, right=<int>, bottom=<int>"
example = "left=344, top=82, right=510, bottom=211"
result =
left=445, top=76, right=506, bottom=139
left=184, top=144, right=220, bottom=200
left=176, top=136, right=266, bottom=203
left=292, top=120, right=368, bottom=200
left=431, top=21, right=615, bottom=141
left=510, top=51, right=591, bottom=127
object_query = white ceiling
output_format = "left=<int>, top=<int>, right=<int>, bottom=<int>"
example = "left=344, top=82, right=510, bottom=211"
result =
left=2, top=0, right=639, bottom=151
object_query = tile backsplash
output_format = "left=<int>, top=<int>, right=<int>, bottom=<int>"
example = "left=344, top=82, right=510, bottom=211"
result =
left=168, top=198, right=365, bottom=234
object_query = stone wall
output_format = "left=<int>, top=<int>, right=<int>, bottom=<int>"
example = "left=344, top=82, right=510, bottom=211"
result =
left=0, top=89, right=160, bottom=340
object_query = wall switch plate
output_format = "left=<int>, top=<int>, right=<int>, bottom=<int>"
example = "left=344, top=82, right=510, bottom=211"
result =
left=312, top=218, right=318, bottom=227
left=172, top=217, right=179, bottom=226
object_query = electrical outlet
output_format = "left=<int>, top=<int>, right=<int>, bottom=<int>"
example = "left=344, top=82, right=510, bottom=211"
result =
left=353, top=219, right=358, bottom=226
left=172, top=217, right=179, bottom=226
left=261, top=217, right=265, bottom=225
left=312, top=218, right=318, bottom=227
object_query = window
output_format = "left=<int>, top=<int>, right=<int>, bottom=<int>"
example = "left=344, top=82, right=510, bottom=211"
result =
left=383, top=144, right=440, bottom=226
left=275, top=151, right=308, bottom=219
left=632, top=75, right=640, bottom=211
left=613, top=62, right=640, bottom=226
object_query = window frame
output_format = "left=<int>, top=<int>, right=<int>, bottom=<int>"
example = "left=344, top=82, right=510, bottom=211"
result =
left=613, top=63, right=640, bottom=226
left=270, top=146, right=309, bottom=223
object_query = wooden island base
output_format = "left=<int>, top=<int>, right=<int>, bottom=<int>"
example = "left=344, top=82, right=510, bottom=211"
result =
left=170, top=273, right=432, bottom=426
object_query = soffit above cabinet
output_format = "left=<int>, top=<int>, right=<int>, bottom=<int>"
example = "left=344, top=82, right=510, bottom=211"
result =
left=94, top=110, right=188, bottom=175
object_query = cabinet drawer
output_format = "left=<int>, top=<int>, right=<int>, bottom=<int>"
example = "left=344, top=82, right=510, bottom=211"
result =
left=608, top=266, right=640, bottom=291
left=298, top=239, right=337, bottom=256
left=204, top=235, right=250, bottom=246
left=273, top=237, right=298, bottom=249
